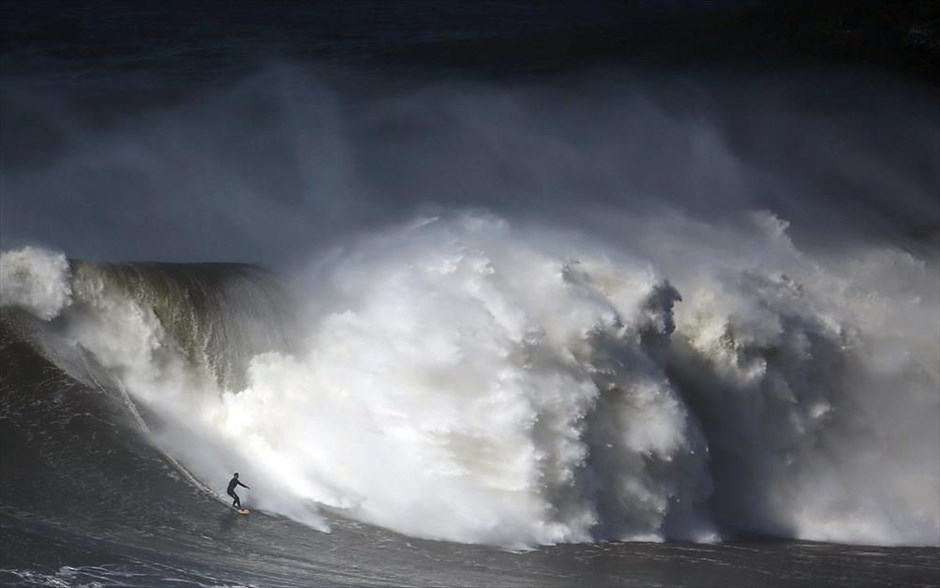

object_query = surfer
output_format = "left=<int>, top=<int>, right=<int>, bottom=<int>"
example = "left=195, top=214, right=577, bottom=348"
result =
left=227, top=473, right=250, bottom=510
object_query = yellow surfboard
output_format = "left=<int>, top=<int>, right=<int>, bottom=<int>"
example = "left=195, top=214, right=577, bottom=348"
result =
left=238, top=508, right=250, bottom=515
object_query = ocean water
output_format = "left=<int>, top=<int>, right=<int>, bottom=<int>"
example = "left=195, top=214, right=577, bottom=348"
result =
left=1, top=2, right=938, bottom=586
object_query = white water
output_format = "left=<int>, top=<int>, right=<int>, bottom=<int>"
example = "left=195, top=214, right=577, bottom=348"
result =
left=2, top=209, right=937, bottom=547
left=0, top=247, right=71, bottom=320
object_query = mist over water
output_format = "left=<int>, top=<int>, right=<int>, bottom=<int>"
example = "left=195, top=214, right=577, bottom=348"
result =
left=2, top=66, right=937, bottom=264
left=1, top=62, right=938, bottom=548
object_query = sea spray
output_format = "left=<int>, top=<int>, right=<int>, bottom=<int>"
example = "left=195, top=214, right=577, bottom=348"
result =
left=0, top=209, right=936, bottom=547
left=0, top=247, right=71, bottom=320
left=212, top=215, right=713, bottom=545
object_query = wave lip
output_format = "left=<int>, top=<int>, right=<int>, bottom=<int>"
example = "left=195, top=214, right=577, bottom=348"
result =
left=0, top=246, right=71, bottom=320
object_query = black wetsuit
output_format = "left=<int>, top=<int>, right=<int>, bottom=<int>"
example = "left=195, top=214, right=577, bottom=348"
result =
left=227, top=477, right=248, bottom=509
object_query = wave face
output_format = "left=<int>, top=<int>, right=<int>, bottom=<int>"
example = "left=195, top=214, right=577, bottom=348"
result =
left=2, top=209, right=937, bottom=548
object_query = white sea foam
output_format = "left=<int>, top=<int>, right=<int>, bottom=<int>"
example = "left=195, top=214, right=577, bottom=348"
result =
left=213, top=215, right=714, bottom=546
left=0, top=246, right=72, bottom=320
left=3, top=209, right=937, bottom=548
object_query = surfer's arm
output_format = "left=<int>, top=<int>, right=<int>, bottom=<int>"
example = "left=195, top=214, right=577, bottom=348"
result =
left=238, top=481, right=250, bottom=489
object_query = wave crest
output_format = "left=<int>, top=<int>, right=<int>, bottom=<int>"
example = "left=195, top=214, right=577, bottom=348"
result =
left=2, top=211, right=937, bottom=548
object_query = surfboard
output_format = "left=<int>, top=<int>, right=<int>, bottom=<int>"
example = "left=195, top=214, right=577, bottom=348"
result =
left=238, top=508, right=250, bottom=515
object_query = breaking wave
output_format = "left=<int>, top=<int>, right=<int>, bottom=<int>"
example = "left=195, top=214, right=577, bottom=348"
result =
left=2, top=210, right=937, bottom=548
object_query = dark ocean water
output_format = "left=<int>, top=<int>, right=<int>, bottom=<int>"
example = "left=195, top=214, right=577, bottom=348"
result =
left=1, top=2, right=938, bottom=586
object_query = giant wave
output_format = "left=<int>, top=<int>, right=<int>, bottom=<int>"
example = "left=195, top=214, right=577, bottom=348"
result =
left=2, top=209, right=937, bottom=548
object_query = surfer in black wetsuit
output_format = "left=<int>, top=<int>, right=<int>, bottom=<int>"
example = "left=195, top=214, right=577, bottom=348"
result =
left=227, top=473, right=250, bottom=509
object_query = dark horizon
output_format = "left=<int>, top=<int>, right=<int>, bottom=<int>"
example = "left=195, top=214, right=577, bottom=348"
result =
left=2, top=1, right=938, bottom=83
